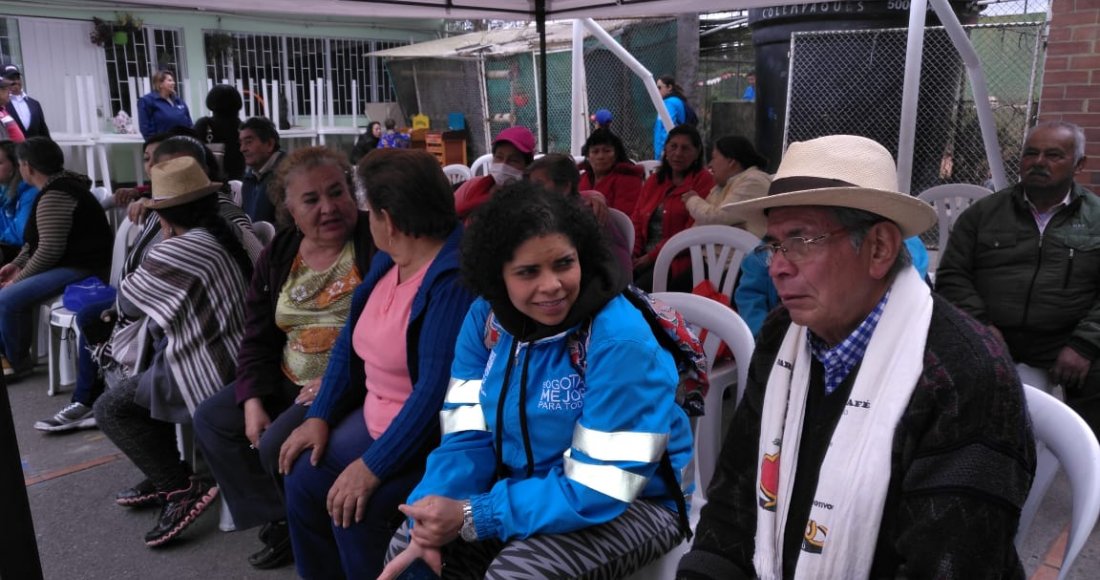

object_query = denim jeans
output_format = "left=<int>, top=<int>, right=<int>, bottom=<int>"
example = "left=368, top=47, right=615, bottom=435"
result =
left=0, top=267, right=90, bottom=367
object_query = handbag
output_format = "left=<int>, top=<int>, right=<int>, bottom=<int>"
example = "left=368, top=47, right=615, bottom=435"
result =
left=62, top=276, right=116, bottom=312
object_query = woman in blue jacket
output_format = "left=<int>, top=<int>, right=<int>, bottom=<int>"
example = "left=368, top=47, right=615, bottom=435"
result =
left=652, top=75, right=688, bottom=158
left=0, top=140, right=38, bottom=263
left=380, top=182, right=693, bottom=579
left=138, top=70, right=193, bottom=139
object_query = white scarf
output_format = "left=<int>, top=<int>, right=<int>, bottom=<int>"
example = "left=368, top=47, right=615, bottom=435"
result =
left=753, top=267, right=933, bottom=580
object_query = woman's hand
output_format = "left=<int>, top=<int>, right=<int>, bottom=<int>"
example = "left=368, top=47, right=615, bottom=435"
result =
left=376, top=539, right=443, bottom=580
left=113, top=187, right=142, bottom=207
left=243, top=398, right=271, bottom=448
left=294, top=378, right=322, bottom=406
left=278, top=417, right=329, bottom=475
left=399, top=495, right=465, bottom=548
left=0, top=263, right=20, bottom=286
left=327, top=459, right=381, bottom=528
left=128, top=200, right=149, bottom=225
left=580, top=192, right=609, bottom=224
left=681, top=190, right=699, bottom=203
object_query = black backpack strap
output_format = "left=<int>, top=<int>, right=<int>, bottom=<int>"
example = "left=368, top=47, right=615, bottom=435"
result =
left=657, top=450, right=692, bottom=541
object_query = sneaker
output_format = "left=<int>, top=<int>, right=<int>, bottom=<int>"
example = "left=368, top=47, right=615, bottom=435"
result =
left=34, top=402, right=97, bottom=432
left=116, top=478, right=160, bottom=508
left=144, top=477, right=219, bottom=547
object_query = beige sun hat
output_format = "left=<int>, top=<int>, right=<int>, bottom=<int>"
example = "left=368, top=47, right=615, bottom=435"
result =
left=146, top=156, right=222, bottom=209
left=721, top=134, right=937, bottom=238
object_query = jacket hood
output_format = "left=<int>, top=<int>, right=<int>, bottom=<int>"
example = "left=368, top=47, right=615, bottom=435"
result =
left=43, top=171, right=92, bottom=193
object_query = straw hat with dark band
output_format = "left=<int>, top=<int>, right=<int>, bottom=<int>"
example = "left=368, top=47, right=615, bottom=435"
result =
left=721, top=134, right=937, bottom=238
left=146, top=156, right=222, bottom=209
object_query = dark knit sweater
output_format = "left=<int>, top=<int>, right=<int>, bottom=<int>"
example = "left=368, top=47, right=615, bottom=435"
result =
left=678, top=294, right=1035, bottom=580
left=14, top=171, right=112, bottom=281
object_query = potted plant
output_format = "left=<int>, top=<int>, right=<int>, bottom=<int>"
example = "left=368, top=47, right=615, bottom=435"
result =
left=90, top=17, right=113, bottom=47
left=113, top=12, right=143, bottom=45
left=205, top=32, right=237, bottom=61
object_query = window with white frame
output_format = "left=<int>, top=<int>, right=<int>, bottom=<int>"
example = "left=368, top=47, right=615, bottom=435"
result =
left=103, top=27, right=186, bottom=116
left=204, top=31, right=406, bottom=123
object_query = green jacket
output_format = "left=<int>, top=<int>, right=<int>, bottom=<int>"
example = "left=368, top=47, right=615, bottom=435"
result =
left=936, top=182, right=1100, bottom=366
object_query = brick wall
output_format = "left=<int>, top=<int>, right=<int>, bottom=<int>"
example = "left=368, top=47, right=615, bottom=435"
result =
left=1040, top=0, right=1100, bottom=189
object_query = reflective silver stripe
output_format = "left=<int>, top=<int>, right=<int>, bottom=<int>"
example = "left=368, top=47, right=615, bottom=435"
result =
left=562, top=450, right=649, bottom=503
left=572, top=424, right=668, bottom=463
left=444, top=378, right=482, bottom=405
left=440, top=405, right=488, bottom=434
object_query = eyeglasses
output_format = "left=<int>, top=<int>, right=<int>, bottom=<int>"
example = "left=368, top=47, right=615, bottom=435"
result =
left=753, top=227, right=848, bottom=266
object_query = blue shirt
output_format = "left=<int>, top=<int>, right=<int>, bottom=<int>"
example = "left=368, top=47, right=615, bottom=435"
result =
left=808, top=290, right=890, bottom=394
left=138, top=92, right=193, bottom=139
left=652, top=95, right=685, bottom=159
left=0, top=182, right=40, bottom=247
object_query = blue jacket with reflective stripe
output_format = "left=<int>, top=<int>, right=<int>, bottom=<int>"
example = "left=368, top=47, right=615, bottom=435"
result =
left=408, top=294, right=694, bottom=541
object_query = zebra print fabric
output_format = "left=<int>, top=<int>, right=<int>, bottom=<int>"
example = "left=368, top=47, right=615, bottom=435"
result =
left=386, top=499, right=682, bottom=579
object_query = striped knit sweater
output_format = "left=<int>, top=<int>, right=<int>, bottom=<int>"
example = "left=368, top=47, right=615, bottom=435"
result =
left=12, top=171, right=111, bottom=282
left=120, top=227, right=248, bottom=414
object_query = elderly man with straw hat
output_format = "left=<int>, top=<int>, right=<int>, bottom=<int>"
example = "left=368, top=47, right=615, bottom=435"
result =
left=677, top=135, right=1034, bottom=580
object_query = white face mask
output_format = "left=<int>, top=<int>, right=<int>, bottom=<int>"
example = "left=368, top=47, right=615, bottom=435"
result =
left=489, top=162, right=524, bottom=186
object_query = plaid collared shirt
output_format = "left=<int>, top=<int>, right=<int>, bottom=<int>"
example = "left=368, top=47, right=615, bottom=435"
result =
left=808, top=290, right=891, bottom=395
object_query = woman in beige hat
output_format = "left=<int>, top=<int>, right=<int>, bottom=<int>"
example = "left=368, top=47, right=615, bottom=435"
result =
left=94, top=155, right=252, bottom=549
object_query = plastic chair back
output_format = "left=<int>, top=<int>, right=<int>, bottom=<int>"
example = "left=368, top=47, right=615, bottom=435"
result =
left=253, top=221, right=276, bottom=247
left=652, top=225, right=761, bottom=298
left=109, top=218, right=137, bottom=287
left=917, top=183, right=992, bottom=271
left=469, top=153, right=494, bottom=177
left=607, top=208, right=635, bottom=253
left=442, top=164, right=472, bottom=186
left=637, top=159, right=661, bottom=179
left=1016, top=385, right=1100, bottom=580
left=650, top=292, right=755, bottom=502
left=228, top=180, right=243, bottom=206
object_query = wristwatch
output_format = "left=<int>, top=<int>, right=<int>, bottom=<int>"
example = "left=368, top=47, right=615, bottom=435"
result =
left=460, top=499, right=478, bottom=542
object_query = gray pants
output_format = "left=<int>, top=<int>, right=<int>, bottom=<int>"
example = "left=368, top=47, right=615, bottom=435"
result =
left=386, top=499, right=682, bottom=579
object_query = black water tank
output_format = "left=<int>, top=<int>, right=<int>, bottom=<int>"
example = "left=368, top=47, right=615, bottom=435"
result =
left=749, top=1, right=980, bottom=190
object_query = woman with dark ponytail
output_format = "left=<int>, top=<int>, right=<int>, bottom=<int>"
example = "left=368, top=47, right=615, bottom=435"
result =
left=94, top=155, right=250, bottom=549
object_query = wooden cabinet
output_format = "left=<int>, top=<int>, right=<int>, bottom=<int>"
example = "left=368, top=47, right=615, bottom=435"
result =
left=424, top=131, right=467, bottom=166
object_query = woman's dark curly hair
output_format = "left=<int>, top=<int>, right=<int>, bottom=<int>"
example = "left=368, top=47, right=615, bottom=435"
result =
left=461, top=181, right=607, bottom=303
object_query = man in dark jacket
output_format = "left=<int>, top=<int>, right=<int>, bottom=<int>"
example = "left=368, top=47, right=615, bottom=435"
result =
left=936, top=121, right=1099, bottom=438
left=677, top=134, right=1033, bottom=580
left=1, top=64, right=49, bottom=139
left=239, top=117, right=286, bottom=225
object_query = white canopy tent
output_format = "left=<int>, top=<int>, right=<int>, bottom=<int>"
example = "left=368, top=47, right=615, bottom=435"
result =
left=79, top=0, right=1008, bottom=192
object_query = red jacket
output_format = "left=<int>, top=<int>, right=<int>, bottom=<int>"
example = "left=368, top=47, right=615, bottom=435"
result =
left=631, top=169, right=716, bottom=278
left=578, top=161, right=645, bottom=215
left=454, top=175, right=497, bottom=221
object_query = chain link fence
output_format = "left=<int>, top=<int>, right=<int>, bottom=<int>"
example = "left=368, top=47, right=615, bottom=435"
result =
left=785, top=19, right=1045, bottom=195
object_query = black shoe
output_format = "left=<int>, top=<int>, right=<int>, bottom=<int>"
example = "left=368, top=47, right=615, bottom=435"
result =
left=249, top=520, right=293, bottom=569
left=144, top=477, right=219, bottom=547
left=116, top=478, right=160, bottom=508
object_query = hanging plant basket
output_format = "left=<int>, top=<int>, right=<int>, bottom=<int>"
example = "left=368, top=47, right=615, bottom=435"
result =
left=113, top=31, right=129, bottom=45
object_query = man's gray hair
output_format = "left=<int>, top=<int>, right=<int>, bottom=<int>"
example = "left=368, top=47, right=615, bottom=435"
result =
left=829, top=207, right=913, bottom=280
left=1029, top=121, right=1087, bottom=163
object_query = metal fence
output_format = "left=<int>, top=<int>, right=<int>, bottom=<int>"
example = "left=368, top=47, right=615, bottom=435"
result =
left=786, top=20, right=1045, bottom=197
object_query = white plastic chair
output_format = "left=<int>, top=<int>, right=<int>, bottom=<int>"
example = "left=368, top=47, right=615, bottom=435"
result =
left=253, top=221, right=276, bottom=247
left=46, top=219, right=138, bottom=396
left=638, top=159, right=661, bottom=179
left=653, top=225, right=760, bottom=400
left=626, top=292, right=755, bottom=580
left=607, top=208, right=635, bottom=253
left=469, top=153, right=494, bottom=177
left=228, top=179, right=243, bottom=206
left=917, top=183, right=992, bottom=273
left=442, top=164, right=472, bottom=187
left=1016, top=385, right=1100, bottom=580
left=92, top=186, right=122, bottom=231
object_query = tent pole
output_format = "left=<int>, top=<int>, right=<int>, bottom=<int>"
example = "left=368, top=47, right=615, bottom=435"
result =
left=571, top=19, right=589, bottom=155
left=580, top=19, right=672, bottom=131
left=929, top=0, right=1008, bottom=190
left=536, top=0, right=549, bottom=153
left=897, top=0, right=928, bottom=194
